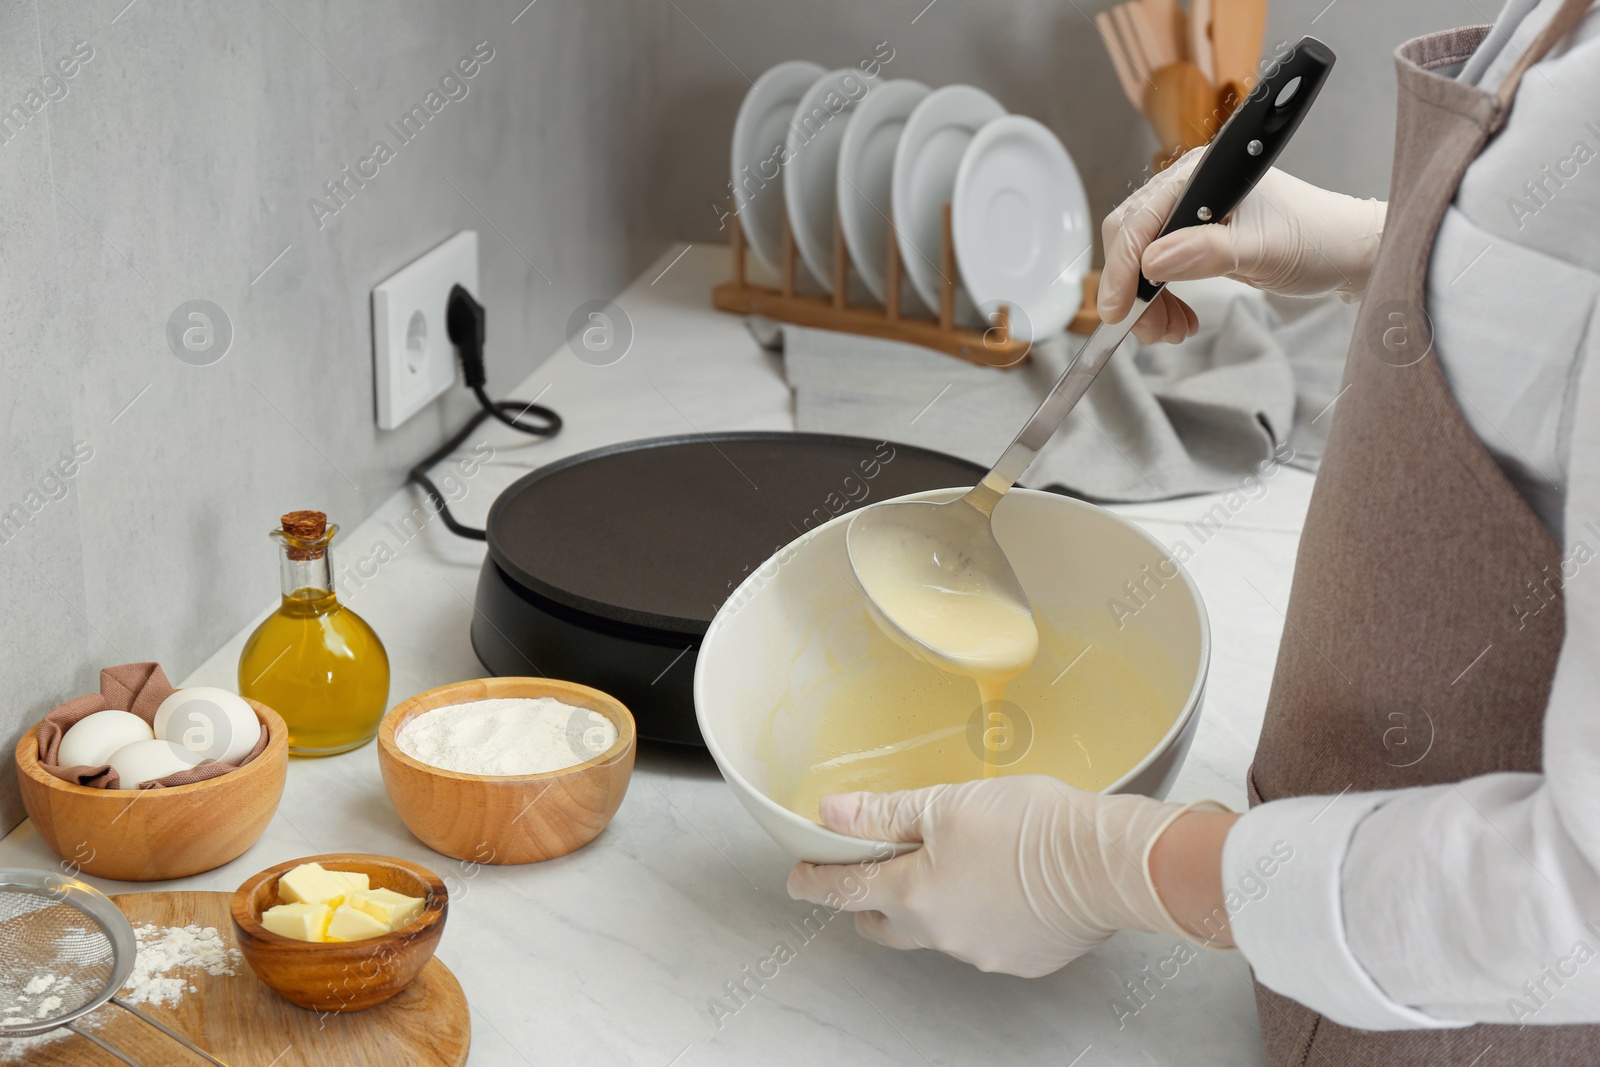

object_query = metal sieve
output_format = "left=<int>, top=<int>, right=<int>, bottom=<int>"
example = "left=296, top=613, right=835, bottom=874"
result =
left=0, top=869, right=228, bottom=1067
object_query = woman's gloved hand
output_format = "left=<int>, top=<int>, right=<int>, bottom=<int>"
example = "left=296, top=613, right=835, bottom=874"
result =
left=786, top=776, right=1225, bottom=977
left=1098, top=149, right=1388, bottom=344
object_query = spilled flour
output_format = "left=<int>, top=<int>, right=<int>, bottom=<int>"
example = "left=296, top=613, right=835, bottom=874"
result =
left=121, top=923, right=242, bottom=1008
left=0, top=922, right=242, bottom=1062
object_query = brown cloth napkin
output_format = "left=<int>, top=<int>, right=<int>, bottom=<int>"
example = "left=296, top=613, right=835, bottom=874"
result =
left=36, top=662, right=269, bottom=790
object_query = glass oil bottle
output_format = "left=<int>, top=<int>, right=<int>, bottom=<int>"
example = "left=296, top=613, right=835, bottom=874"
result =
left=239, top=510, right=390, bottom=756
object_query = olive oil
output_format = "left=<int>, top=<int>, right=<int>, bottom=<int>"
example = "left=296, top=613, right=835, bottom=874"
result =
left=239, top=511, right=390, bottom=756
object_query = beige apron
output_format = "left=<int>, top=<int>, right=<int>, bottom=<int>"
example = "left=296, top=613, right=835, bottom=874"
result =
left=1247, top=1, right=1600, bottom=1062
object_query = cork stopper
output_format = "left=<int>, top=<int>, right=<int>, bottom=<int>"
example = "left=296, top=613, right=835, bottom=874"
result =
left=280, top=510, right=329, bottom=560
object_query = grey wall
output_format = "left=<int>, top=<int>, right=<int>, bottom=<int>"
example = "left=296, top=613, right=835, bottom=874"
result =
left=659, top=0, right=1478, bottom=244
left=0, top=0, right=672, bottom=831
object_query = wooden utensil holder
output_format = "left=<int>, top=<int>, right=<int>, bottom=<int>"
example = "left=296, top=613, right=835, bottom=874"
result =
left=713, top=203, right=1100, bottom=369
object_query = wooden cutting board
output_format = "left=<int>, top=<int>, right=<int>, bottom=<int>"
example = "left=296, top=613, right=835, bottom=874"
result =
left=2, top=892, right=470, bottom=1067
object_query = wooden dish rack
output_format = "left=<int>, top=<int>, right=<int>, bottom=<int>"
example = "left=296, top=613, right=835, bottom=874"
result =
left=712, top=202, right=1100, bottom=370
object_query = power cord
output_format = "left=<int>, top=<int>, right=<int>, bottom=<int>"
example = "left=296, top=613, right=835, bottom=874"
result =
left=407, top=284, right=562, bottom=541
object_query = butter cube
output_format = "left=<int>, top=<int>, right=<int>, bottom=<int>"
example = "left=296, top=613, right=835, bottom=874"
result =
left=326, top=903, right=390, bottom=943
left=277, top=863, right=370, bottom=908
left=349, top=888, right=426, bottom=931
left=262, top=902, right=333, bottom=943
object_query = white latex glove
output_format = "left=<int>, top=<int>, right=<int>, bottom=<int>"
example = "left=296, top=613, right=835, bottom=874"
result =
left=786, top=776, right=1224, bottom=977
left=1098, top=149, right=1387, bottom=344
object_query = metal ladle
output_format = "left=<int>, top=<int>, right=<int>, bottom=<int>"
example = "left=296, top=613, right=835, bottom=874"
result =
left=847, top=38, right=1335, bottom=664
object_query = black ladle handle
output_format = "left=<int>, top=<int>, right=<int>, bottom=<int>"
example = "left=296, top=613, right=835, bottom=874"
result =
left=1136, top=36, right=1338, bottom=303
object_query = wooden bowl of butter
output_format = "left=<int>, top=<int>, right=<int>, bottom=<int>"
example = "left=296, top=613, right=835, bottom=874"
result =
left=377, top=677, right=636, bottom=865
left=231, top=853, right=447, bottom=1012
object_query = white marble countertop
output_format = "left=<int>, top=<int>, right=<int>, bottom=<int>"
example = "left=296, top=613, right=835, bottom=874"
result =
left=2, top=245, right=1313, bottom=1066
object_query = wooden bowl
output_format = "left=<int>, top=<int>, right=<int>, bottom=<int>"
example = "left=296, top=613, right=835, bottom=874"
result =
left=14, top=698, right=289, bottom=881
left=231, top=853, right=447, bottom=1012
left=377, top=677, right=636, bottom=865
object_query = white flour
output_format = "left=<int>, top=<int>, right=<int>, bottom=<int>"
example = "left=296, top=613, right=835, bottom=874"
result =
left=398, top=697, right=619, bottom=776
left=1, top=968, right=80, bottom=1033
left=122, top=923, right=241, bottom=1008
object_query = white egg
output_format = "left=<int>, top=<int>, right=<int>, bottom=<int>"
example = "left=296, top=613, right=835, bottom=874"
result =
left=154, top=686, right=259, bottom=765
left=106, top=739, right=203, bottom=789
left=57, top=710, right=155, bottom=769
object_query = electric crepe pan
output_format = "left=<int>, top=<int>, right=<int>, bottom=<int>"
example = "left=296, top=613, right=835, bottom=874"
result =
left=471, top=432, right=988, bottom=745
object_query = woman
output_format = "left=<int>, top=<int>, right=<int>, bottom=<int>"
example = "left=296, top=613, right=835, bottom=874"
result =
left=787, top=1, right=1600, bottom=1061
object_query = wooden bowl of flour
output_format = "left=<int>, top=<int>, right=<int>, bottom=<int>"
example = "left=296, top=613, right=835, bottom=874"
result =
left=376, top=677, right=635, bottom=865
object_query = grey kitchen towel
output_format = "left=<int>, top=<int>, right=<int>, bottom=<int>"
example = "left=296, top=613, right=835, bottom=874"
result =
left=765, top=278, right=1358, bottom=502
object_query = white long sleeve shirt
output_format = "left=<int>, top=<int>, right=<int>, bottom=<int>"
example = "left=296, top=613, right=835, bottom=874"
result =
left=1224, top=0, right=1600, bottom=1029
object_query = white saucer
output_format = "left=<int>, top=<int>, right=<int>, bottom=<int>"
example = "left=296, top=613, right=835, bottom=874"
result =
left=836, top=79, right=930, bottom=311
left=952, top=116, right=1091, bottom=342
left=784, top=68, right=877, bottom=293
left=730, top=60, right=825, bottom=275
left=891, top=85, right=1006, bottom=325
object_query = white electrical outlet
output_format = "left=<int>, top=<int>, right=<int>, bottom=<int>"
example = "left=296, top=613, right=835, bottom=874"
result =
left=372, top=231, right=479, bottom=430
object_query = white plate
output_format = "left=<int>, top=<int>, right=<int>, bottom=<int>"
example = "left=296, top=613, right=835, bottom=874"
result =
left=953, top=116, right=1092, bottom=342
left=730, top=60, right=825, bottom=275
left=784, top=68, right=878, bottom=293
left=836, top=79, right=930, bottom=311
left=891, top=85, right=1006, bottom=325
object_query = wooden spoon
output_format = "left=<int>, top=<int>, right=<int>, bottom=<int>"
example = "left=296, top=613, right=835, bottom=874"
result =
left=1141, top=0, right=1189, bottom=68
left=1144, top=61, right=1216, bottom=161
left=1211, top=0, right=1270, bottom=91
left=1190, top=0, right=1215, bottom=81
left=1096, top=10, right=1146, bottom=110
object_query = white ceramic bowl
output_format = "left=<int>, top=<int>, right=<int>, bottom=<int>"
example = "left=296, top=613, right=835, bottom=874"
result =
left=695, top=488, right=1210, bottom=864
